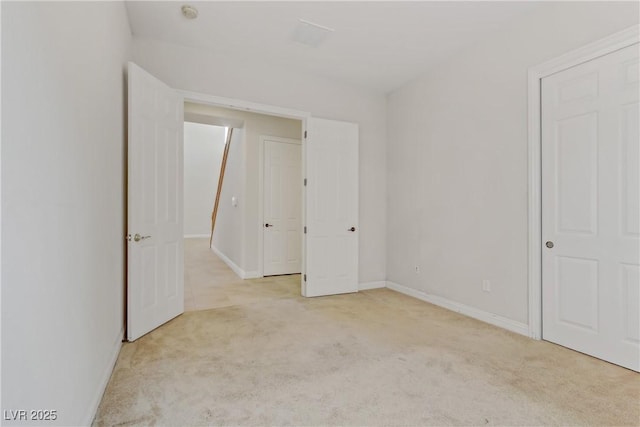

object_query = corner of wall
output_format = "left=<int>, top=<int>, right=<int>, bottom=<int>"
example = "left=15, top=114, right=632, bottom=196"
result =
left=84, top=329, right=124, bottom=425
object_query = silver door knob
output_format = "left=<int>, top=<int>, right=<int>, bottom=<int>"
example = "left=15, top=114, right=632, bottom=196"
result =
left=348, top=227, right=356, bottom=232
left=265, top=223, right=273, bottom=228
left=546, top=241, right=554, bottom=249
left=127, top=233, right=151, bottom=242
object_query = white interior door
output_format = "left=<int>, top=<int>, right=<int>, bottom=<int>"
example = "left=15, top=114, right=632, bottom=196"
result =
left=263, top=138, right=302, bottom=276
left=304, top=118, right=359, bottom=297
left=127, top=62, right=184, bottom=341
left=541, top=44, right=639, bottom=371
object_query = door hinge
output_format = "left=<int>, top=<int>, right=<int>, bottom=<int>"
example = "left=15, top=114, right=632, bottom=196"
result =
left=304, top=226, right=307, bottom=234
left=304, top=130, right=307, bottom=139
left=304, top=274, right=307, bottom=282
left=304, top=178, right=307, bottom=186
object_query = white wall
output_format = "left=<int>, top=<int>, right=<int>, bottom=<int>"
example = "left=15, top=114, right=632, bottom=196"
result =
left=132, top=38, right=387, bottom=284
left=1, top=2, right=131, bottom=425
left=186, top=103, right=302, bottom=275
left=183, top=122, right=226, bottom=237
left=386, top=2, right=639, bottom=325
left=212, top=128, right=245, bottom=271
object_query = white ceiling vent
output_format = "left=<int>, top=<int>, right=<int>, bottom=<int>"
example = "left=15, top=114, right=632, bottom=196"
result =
left=291, top=19, right=334, bottom=48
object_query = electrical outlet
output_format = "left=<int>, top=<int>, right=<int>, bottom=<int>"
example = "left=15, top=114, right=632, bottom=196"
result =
left=415, top=265, right=420, bottom=274
left=482, top=280, right=491, bottom=292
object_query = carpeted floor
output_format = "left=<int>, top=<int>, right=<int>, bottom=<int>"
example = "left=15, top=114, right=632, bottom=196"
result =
left=94, top=239, right=639, bottom=426
left=184, top=238, right=301, bottom=312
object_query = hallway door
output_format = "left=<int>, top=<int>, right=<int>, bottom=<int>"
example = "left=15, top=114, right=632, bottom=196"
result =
left=263, top=137, right=302, bottom=276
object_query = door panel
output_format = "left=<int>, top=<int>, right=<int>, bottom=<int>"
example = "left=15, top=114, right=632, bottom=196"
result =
left=621, top=103, right=639, bottom=237
left=127, top=62, right=184, bottom=341
left=555, top=113, right=598, bottom=235
left=621, top=264, right=640, bottom=344
left=555, top=256, right=599, bottom=332
left=304, top=118, right=358, bottom=297
left=263, top=138, right=302, bottom=276
left=542, top=44, right=640, bottom=371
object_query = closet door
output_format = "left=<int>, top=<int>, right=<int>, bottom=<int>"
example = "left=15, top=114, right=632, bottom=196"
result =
left=541, top=44, right=639, bottom=371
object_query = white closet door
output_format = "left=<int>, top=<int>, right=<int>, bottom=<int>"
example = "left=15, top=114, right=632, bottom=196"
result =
left=304, top=118, right=359, bottom=297
left=127, top=62, right=184, bottom=341
left=542, top=44, right=639, bottom=371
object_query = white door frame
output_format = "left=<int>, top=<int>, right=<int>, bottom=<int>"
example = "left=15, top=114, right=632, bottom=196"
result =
left=178, top=90, right=311, bottom=287
left=258, top=135, right=303, bottom=278
left=527, top=25, right=639, bottom=339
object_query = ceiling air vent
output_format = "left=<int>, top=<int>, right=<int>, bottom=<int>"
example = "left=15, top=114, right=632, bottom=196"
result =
left=291, top=19, right=334, bottom=48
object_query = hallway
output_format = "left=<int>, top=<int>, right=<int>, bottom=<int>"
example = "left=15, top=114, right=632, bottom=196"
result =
left=184, top=238, right=301, bottom=311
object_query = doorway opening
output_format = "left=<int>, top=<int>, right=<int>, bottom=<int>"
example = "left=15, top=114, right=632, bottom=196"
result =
left=127, top=62, right=359, bottom=341
left=182, top=102, right=304, bottom=312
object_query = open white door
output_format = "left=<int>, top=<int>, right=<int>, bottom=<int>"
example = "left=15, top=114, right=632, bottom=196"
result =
left=304, top=118, right=358, bottom=297
left=127, top=62, right=184, bottom=341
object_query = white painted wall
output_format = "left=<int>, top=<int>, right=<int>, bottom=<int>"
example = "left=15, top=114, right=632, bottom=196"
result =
left=212, top=128, right=245, bottom=272
left=183, top=122, right=226, bottom=237
left=185, top=104, right=302, bottom=276
left=132, top=38, right=387, bottom=284
left=1, top=2, right=131, bottom=425
left=386, top=2, right=639, bottom=324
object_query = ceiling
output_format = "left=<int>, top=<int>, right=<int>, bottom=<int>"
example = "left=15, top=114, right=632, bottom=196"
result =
left=125, top=1, right=542, bottom=94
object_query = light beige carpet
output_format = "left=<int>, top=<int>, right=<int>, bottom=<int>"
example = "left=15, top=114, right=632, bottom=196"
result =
left=94, top=286, right=639, bottom=426
left=183, top=237, right=301, bottom=312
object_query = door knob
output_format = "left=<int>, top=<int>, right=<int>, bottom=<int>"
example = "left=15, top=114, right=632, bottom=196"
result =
left=127, top=233, right=151, bottom=242
left=348, top=227, right=356, bottom=232
left=265, top=223, right=273, bottom=228
left=546, top=241, right=554, bottom=249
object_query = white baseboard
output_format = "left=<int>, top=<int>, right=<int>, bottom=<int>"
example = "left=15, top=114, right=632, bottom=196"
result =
left=386, top=281, right=529, bottom=337
left=244, top=271, right=260, bottom=279
left=359, top=281, right=387, bottom=290
left=184, top=234, right=209, bottom=239
left=85, top=328, right=123, bottom=425
left=211, top=246, right=246, bottom=279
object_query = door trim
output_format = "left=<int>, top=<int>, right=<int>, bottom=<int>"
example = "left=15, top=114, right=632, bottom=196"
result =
left=180, top=90, right=311, bottom=121
left=527, top=25, right=639, bottom=340
left=178, top=90, right=311, bottom=290
left=258, top=135, right=302, bottom=278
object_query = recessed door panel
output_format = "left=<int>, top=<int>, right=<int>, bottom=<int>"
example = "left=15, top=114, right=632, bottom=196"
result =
left=558, top=72, right=598, bottom=103
left=142, top=121, right=156, bottom=226
left=556, top=256, right=599, bottom=332
left=555, top=113, right=598, bottom=235
left=621, top=264, right=640, bottom=344
left=623, top=59, right=639, bottom=84
left=621, top=103, right=639, bottom=237
left=166, top=242, right=178, bottom=298
left=141, top=246, right=157, bottom=309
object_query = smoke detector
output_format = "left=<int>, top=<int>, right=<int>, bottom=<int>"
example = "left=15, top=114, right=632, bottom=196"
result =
left=181, top=5, right=198, bottom=20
